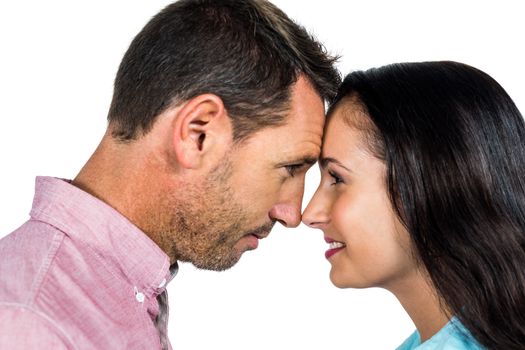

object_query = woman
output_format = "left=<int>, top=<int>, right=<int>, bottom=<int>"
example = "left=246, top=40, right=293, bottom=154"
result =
left=302, top=61, right=525, bottom=349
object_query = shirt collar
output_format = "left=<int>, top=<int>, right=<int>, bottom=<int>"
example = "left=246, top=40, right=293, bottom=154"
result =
left=30, top=176, right=174, bottom=297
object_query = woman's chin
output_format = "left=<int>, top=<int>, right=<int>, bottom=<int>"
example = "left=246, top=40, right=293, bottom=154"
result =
left=330, top=271, right=351, bottom=289
left=330, top=270, right=371, bottom=289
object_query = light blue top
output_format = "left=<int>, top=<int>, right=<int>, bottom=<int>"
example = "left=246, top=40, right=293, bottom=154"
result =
left=396, top=317, right=484, bottom=350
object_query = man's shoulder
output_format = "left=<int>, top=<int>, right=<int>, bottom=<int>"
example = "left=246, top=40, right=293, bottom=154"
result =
left=0, top=219, right=141, bottom=348
left=0, top=302, right=76, bottom=349
left=0, top=219, right=66, bottom=303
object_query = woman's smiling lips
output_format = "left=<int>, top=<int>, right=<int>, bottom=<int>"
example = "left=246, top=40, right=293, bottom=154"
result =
left=324, top=236, right=346, bottom=259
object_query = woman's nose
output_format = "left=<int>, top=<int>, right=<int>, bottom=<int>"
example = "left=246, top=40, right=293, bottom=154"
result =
left=302, top=187, right=329, bottom=229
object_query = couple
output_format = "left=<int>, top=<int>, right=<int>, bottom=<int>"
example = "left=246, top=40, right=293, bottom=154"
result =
left=0, top=1, right=524, bottom=349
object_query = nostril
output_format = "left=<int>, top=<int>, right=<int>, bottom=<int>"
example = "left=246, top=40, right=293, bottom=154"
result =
left=305, top=220, right=323, bottom=229
left=269, top=204, right=301, bottom=228
left=276, top=219, right=286, bottom=226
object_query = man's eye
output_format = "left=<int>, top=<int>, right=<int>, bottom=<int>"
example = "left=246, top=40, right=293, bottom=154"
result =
left=328, top=170, right=343, bottom=186
left=285, top=164, right=303, bottom=177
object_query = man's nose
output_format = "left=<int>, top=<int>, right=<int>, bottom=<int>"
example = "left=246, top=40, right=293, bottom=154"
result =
left=269, top=202, right=302, bottom=228
left=268, top=184, right=304, bottom=229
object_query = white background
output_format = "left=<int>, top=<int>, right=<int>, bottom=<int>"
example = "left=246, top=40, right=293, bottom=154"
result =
left=0, top=1, right=523, bottom=349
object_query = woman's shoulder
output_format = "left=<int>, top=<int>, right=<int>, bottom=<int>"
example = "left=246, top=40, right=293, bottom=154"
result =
left=396, top=330, right=420, bottom=350
left=397, top=318, right=484, bottom=350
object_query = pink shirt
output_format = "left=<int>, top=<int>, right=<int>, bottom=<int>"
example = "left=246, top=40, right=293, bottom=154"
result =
left=0, top=177, right=176, bottom=349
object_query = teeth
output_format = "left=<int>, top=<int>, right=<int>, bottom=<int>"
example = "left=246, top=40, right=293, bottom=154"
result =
left=329, top=241, right=345, bottom=249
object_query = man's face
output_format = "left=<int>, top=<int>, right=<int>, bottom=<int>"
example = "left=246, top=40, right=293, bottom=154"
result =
left=166, top=77, right=325, bottom=270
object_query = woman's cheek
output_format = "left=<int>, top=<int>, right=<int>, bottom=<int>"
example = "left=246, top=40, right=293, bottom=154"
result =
left=331, top=194, right=354, bottom=237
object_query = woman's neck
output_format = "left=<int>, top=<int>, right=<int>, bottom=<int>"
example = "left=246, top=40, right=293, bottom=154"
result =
left=389, top=270, right=450, bottom=342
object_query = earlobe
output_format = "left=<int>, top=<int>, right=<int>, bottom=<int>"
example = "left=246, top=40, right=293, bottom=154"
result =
left=171, top=94, right=232, bottom=170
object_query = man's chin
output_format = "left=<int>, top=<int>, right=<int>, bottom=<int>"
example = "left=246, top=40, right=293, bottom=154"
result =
left=188, top=251, right=243, bottom=272
left=192, top=260, right=239, bottom=272
left=177, top=228, right=269, bottom=271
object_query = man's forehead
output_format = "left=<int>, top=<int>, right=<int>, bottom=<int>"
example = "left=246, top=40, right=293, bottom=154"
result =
left=286, top=77, right=326, bottom=134
left=275, top=107, right=324, bottom=163
left=281, top=111, right=325, bottom=153
left=234, top=76, right=326, bottom=163
left=273, top=128, right=322, bottom=164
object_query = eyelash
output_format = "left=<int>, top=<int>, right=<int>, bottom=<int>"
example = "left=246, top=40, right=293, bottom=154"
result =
left=328, top=170, right=343, bottom=185
left=285, top=164, right=303, bottom=177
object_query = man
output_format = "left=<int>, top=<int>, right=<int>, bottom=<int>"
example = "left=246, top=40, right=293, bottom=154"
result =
left=0, top=0, right=339, bottom=349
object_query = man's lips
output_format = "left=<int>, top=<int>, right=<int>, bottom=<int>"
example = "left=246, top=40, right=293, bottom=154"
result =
left=252, top=231, right=269, bottom=239
left=246, top=222, right=275, bottom=240
left=240, top=222, right=275, bottom=249
left=324, top=236, right=346, bottom=259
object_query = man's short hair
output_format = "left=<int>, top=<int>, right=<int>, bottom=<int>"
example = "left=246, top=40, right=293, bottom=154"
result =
left=108, top=0, right=341, bottom=142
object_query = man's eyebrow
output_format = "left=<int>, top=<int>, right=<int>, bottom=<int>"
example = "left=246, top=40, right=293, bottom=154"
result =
left=319, top=157, right=351, bottom=172
left=300, top=157, right=318, bottom=166
left=276, top=156, right=318, bottom=167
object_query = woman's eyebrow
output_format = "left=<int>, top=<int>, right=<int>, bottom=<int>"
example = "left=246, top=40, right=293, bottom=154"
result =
left=319, top=157, right=351, bottom=172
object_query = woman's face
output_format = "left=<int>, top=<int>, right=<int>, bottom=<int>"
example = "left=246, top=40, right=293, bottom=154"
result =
left=303, top=102, right=417, bottom=290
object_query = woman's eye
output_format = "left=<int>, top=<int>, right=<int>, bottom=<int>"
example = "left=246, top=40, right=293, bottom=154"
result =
left=285, top=164, right=303, bottom=177
left=328, top=170, right=343, bottom=185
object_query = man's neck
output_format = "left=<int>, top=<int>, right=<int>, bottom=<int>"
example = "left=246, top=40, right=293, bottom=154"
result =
left=73, top=136, right=136, bottom=217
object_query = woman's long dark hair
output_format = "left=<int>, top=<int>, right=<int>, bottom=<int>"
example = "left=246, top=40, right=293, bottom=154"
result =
left=331, top=61, right=525, bottom=349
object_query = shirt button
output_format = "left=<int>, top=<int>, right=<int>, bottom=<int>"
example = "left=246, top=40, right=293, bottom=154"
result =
left=135, top=292, right=145, bottom=303
left=134, top=286, right=145, bottom=303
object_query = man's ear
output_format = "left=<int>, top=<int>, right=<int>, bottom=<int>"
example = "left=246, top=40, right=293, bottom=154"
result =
left=171, top=94, right=232, bottom=169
